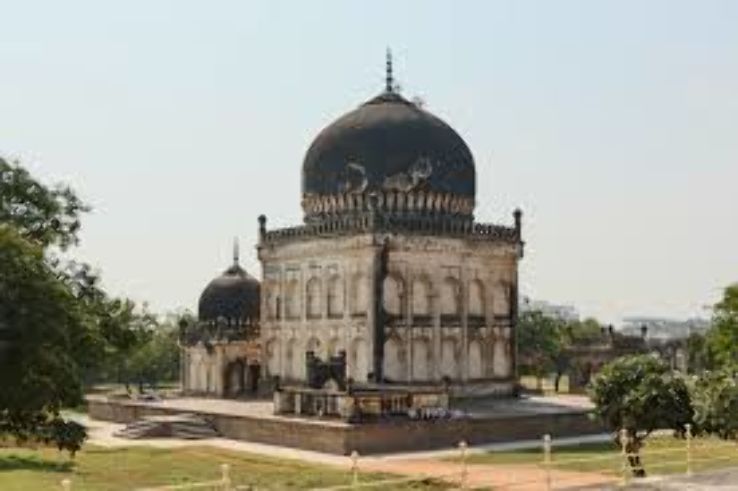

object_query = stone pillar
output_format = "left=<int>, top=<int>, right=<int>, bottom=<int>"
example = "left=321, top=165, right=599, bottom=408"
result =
left=461, top=268, right=469, bottom=382
left=405, top=272, right=414, bottom=382
left=215, top=345, right=226, bottom=397
left=343, top=261, right=352, bottom=380
left=278, top=265, right=286, bottom=377
left=366, top=255, right=377, bottom=381
left=432, top=267, right=442, bottom=382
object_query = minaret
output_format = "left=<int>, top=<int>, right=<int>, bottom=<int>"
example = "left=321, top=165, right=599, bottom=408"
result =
left=232, top=236, right=240, bottom=266
left=385, top=47, right=394, bottom=93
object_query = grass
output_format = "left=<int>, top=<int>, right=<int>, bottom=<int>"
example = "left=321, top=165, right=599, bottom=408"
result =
left=457, top=435, right=738, bottom=477
left=0, top=445, right=446, bottom=491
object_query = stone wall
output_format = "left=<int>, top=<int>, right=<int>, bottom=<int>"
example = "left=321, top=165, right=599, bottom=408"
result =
left=88, top=398, right=603, bottom=455
left=258, top=232, right=520, bottom=393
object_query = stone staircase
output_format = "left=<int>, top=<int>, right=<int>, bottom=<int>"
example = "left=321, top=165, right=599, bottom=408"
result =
left=114, top=414, right=219, bottom=440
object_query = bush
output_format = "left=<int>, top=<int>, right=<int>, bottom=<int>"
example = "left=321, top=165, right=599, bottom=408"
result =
left=690, top=369, right=738, bottom=439
left=589, top=354, right=693, bottom=476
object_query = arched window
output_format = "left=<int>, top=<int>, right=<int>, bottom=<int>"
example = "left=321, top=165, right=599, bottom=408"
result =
left=350, top=274, right=368, bottom=316
left=383, top=275, right=404, bottom=317
left=440, top=277, right=461, bottom=323
left=285, top=279, right=300, bottom=320
left=468, top=279, right=485, bottom=321
left=441, top=338, right=459, bottom=380
left=383, top=338, right=403, bottom=381
left=412, top=338, right=430, bottom=381
left=492, top=282, right=510, bottom=317
left=263, top=282, right=279, bottom=320
left=327, top=275, right=344, bottom=318
left=305, top=277, right=321, bottom=319
left=412, top=277, right=431, bottom=316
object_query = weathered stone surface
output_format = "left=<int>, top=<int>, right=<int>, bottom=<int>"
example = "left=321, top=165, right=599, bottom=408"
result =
left=258, top=231, right=520, bottom=395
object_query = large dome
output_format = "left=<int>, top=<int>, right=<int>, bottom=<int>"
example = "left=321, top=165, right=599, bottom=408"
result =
left=198, top=263, right=260, bottom=324
left=301, top=89, right=476, bottom=221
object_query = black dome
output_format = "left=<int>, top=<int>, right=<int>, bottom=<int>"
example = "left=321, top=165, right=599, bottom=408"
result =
left=198, top=264, right=260, bottom=323
left=301, top=91, right=476, bottom=219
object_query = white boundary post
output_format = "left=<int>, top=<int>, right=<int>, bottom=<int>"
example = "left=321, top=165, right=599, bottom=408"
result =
left=350, top=450, right=359, bottom=488
left=543, top=434, right=552, bottom=491
left=61, top=479, right=72, bottom=491
left=459, top=440, right=468, bottom=490
left=620, top=428, right=630, bottom=486
left=220, top=463, right=231, bottom=490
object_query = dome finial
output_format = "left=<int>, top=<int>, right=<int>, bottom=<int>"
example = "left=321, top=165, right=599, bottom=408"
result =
left=232, top=236, right=240, bottom=266
left=385, top=47, right=394, bottom=93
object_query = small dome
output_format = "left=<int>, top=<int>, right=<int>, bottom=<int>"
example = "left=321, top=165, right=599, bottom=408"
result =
left=301, top=90, right=476, bottom=220
left=198, top=263, right=260, bottom=324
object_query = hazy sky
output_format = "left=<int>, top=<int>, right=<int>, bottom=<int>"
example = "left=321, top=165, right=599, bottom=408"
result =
left=2, top=1, right=737, bottom=324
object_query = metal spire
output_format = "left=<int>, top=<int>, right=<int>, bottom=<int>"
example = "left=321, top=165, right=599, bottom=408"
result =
left=232, top=236, right=240, bottom=266
left=385, top=47, right=394, bottom=93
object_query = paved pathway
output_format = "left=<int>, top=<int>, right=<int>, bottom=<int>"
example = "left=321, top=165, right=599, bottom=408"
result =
left=359, top=458, right=618, bottom=490
left=572, top=467, right=738, bottom=490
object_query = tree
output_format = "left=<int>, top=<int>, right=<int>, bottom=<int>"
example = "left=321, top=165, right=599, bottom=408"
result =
left=686, top=331, right=712, bottom=373
left=0, top=157, right=88, bottom=250
left=552, top=318, right=603, bottom=392
left=0, top=226, right=88, bottom=454
left=0, top=157, right=149, bottom=455
left=517, top=311, right=564, bottom=388
left=689, top=369, right=738, bottom=439
left=589, top=354, right=692, bottom=477
left=126, top=323, right=180, bottom=392
left=705, top=284, right=738, bottom=369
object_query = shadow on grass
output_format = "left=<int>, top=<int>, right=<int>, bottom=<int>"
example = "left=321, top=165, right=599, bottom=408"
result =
left=0, top=454, right=74, bottom=473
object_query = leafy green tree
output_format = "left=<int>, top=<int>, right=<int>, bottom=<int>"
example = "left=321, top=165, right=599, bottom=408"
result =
left=553, top=318, right=603, bottom=391
left=589, top=354, right=692, bottom=477
left=126, top=323, right=180, bottom=392
left=705, top=284, right=738, bottom=369
left=0, top=157, right=88, bottom=249
left=0, top=226, right=88, bottom=454
left=686, top=331, right=712, bottom=373
left=689, top=369, right=738, bottom=439
left=517, top=311, right=564, bottom=388
left=0, top=157, right=154, bottom=454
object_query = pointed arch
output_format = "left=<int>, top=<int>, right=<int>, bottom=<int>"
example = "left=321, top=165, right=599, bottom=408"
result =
left=350, top=272, right=369, bottom=316
left=305, top=277, right=322, bottom=319
left=285, top=279, right=300, bottom=320
left=492, top=281, right=510, bottom=317
left=383, top=274, right=405, bottom=317
left=468, top=279, right=485, bottom=318
left=327, top=274, right=344, bottom=318
left=411, top=275, right=433, bottom=317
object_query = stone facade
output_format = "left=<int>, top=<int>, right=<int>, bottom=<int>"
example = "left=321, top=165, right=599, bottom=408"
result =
left=181, top=341, right=261, bottom=397
left=258, top=218, right=522, bottom=396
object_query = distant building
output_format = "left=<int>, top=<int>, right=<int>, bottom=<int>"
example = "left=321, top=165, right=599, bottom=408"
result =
left=519, top=296, right=579, bottom=323
left=620, top=317, right=710, bottom=341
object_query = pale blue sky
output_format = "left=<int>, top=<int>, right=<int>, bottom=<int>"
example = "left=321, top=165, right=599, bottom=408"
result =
left=2, top=0, right=737, bottom=323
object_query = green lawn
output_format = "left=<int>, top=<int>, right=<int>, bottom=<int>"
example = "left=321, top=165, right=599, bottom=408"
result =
left=459, top=436, right=738, bottom=477
left=0, top=445, right=445, bottom=491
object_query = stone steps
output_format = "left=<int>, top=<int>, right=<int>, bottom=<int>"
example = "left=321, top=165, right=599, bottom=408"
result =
left=114, top=414, right=219, bottom=440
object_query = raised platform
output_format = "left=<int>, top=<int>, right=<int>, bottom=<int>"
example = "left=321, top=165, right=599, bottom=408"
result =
left=87, top=394, right=604, bottom=455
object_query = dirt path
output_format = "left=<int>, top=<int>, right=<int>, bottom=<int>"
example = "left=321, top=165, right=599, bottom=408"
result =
left=359, top=459, right=618, bottom=490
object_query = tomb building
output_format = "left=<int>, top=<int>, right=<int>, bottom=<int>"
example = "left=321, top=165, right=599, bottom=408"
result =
left=180, top=242, right=262, bottom=397
left=258, top=52, right=524, bottom=401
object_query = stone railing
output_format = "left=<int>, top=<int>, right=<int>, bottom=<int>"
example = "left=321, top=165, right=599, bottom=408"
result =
left=260, top=213, right=520, bottom=245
